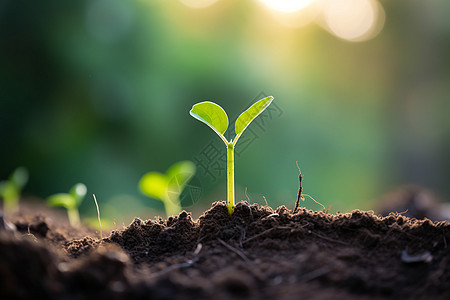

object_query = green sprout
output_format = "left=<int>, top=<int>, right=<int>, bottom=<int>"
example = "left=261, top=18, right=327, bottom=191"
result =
left=139, top=160, right=196, bottom=217
left=190, top=96, right=274, bottom=214
left=0, top=167, right=29, bottom=214
left=47, top=183, right=87, bottom=227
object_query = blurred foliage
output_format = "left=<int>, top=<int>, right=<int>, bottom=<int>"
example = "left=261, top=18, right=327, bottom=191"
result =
left=1, top=0, right=450, bottom=224
left=139, top=160, right=196, bottom=217
left=0, top=167, right=28, bottom=214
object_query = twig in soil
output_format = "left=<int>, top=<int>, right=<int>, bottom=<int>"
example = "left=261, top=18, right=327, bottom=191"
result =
left=293, top=161, right=304, bottom=213
left=261, top=213, right=279, bottom=221
left=308, top=231, right=349, bottom=246
left=242, top=226, right=292, bottom=245
left=262, top=196, right=269, bottom=206
left=93, top=194, right=102, bottom=240
left=243, top=228, right=276, bottom=244
left=293, top=162, right=325, bottom=212
left=149, top=243, right=203, bottom=279
left=218, top=238, right=253, bottom=264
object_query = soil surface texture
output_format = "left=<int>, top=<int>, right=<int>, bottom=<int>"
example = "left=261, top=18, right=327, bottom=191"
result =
left=1, top=200, right=450, bottom=300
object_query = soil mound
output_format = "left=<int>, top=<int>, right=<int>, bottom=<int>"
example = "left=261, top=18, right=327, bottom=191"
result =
left=1, top=201, right=450, bottom=299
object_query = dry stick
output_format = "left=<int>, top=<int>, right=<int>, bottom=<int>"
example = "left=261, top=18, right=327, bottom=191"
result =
left=149, top=243, right=203, bottom=279
left=293, top=161, right=326, bottom=212
left=242, top=226, right=292, bottom=244
left=262, top=196, right=269, bottom=206
left=242, top=227, right=276, bottom=244
left=261, top=213, right=279, bottom=221
left=293, top=161, right=304, bottom=213
left=93, top=194, right=102, bottom=240
left=308, top=231, right=349, bottom=246
left=218, top=238, right=252, bottom=264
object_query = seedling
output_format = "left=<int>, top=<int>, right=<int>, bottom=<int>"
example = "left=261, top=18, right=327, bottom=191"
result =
left=190, top=96, right=274, bottom=214
left=93, top=194, right=102, bottom=239
left=139, top=160, right=196, bottom=217
left=0, top=167, right=29, bottom=214
left=47, top=183, right=87, bottom=227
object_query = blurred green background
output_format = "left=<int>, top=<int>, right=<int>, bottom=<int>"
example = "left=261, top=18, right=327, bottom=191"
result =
left=1, top=0, right=450, bottom=224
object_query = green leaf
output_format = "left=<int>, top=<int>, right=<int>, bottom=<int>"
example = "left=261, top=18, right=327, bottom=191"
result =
left=139, top=172, right=168, bottom=201
left=190, top=101, right=229, bottom=142
left=235, top=96, right=274, bottom=141
left=0, top=182, right=18, bottom=200
left=48, top=194, right=77, bottom=209
left=166, top=161, right=196, bottom=185
left=69, top=183, right=87, bottom=206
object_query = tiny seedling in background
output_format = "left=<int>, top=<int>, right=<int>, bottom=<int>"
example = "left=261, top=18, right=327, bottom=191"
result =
left=139, top=160, right=196, bottom=217
left=47, top=183, right=87, bottom=227
left=92, top=194, right=102, bottom=239
left=0, top=167, right=29, bottom=214
left=190, top=96, right=274, bottom=214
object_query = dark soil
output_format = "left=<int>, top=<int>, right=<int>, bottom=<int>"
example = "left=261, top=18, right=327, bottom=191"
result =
left=1, top=199, right=450, bottom=300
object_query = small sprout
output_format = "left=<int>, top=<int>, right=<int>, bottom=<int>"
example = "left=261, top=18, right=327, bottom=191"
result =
left=0, top=167, right=29, bottom=214
left=47, top=183, right=87, bottom=227
left=190, top=96, right=274, bottom=214
left=93, top=194, right=102, bottom=239
left=139, top=160, right=196, bottom=217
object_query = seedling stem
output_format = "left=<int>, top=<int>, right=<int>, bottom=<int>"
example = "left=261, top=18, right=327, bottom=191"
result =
left=0, top=167, right=28, bottom=214
left=67, top=208, right=81, bottom=227
left=227, top=142, right=235, bottom=214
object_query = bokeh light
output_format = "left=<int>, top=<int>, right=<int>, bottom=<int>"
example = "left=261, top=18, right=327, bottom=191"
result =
left=322, top=0, right=385, bottom=41
left=179, top=0, right=219, bottom=9
left=258, top=0, right=316, bottom=13
left=268, top=1, right=322, bottom=28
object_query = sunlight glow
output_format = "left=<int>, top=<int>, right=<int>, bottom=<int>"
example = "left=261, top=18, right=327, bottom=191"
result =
left=270, top=1, right=322, bottom=28
left=179, top=0, right=218, bottom=9
left=259, top=0, right=316, bottom=13
left=323, top=0, right=384, bottom=42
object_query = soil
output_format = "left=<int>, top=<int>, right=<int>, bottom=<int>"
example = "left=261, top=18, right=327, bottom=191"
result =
left=1, top=198, right=450, bottom=300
